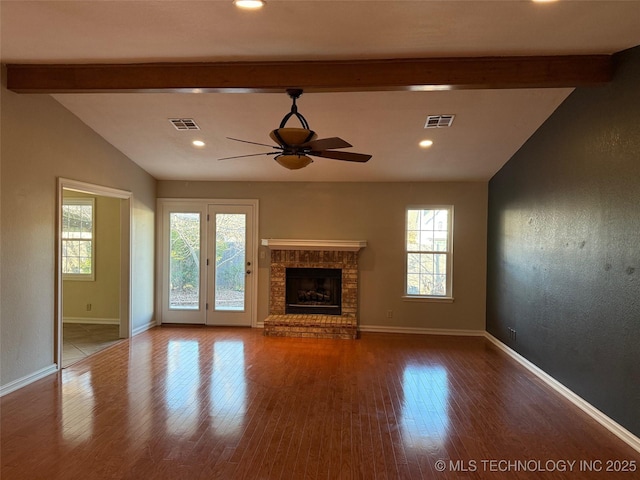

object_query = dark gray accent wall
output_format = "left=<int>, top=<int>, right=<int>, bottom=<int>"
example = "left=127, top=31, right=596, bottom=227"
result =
left=487, top=46, right=640, bottom=437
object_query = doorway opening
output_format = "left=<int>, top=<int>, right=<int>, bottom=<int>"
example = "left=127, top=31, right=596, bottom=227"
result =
left=56, top=178, right=132, bottom=369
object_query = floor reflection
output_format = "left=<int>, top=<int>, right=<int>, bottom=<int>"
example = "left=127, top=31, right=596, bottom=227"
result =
left=401, top=364, right=449, bottom=448
left=128, top=337, right=152, bottom=449
left=62, top=371, right=95, bottom=445
left=210, top=340, right=247, bottom=438
left=166, top=340, right=200, bottom=436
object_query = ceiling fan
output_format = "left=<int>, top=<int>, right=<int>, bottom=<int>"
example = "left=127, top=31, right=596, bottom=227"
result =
left=219, top=89, right=372, bottom=170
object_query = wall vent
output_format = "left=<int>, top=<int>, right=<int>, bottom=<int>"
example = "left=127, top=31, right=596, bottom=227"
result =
left=424, top=115, right=455, bottom=129
left=169, top=118, right=200, bottom=130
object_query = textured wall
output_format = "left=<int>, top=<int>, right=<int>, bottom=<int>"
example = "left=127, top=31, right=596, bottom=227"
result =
left=487, top=47, right=640, bottom=436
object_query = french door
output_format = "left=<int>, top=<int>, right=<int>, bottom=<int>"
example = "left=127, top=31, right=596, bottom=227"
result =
left=159, top=200, right=257, bottom=326
left=206, top=204, right=254, bottom=326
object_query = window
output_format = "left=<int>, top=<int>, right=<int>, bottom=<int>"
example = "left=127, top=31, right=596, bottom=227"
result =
left=405, top=206, right=453, bottom=299
left=62, top=197, right=95, bottom=280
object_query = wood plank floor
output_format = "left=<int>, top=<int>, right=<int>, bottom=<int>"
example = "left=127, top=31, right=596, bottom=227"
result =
left=2, top=327, right=639, bottom=479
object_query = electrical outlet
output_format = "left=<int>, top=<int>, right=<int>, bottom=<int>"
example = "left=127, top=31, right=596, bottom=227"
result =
left=508, top=327, right=517, bottom=341
left=386, top=310, right=393, bottom=319
left=86, top=303, right=92, bottom=311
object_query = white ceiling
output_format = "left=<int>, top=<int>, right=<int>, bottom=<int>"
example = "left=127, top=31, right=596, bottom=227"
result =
left=2, top=1, right=640, bottom=182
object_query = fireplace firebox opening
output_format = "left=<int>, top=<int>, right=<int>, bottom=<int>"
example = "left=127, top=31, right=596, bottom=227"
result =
left=285, top=267, right=342, bottom=315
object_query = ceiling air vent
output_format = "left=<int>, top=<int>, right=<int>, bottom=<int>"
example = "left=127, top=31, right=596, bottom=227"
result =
left=424, top=115, right=455, bottom=129
left=169, top=118, right=200, bottom=130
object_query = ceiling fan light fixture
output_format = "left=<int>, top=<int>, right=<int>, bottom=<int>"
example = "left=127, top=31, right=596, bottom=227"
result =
left=234, top=0, right=265, bottom=9
left=219, top=89, right=371, bottom=168
left=275, top=154, right=313, bottom=170
left=269, top=128, right=317, bottom=147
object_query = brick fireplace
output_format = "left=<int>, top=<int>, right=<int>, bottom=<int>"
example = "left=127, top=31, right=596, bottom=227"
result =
left=262, top=239, right=366, bottom=339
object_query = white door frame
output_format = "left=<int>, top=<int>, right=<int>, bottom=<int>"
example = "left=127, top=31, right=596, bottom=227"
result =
left=156, top=198, right=259, bottom=327
left=56, top=178, right=132, bottom=369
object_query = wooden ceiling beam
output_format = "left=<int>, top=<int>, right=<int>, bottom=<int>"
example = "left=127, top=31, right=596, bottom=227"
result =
left=6, top=55, right=613, bottom=93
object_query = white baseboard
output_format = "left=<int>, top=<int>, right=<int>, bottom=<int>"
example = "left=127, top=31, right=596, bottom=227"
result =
left=484, top=332, right=640, bottom=454
left=63, top=317, right=120, bottom=325
left=0, top=364, right=58, bottom=397
left=132, top=319, right=157, bottom=336
left=359, top=324, right=485, bottom=336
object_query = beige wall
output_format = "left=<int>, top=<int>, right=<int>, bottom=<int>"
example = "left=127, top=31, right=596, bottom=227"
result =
left=158, top=181, right=487, bottom=331
left=1, top=72, right=156, bottom=387
left=0, top=69, right=487, bottom=388
left=62, top=191, right=121, bottom=322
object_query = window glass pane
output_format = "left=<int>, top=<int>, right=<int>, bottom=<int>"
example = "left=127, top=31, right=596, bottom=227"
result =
left=434, top=237, right=448, bottom=252
left=434, top=253, right=447, bottom=273
left=419, top=230, right=434, bottom=251
left=434, top=209, right=448, bottom=231
left=420, top=209, right=435, bottom=230
left=407, top=273, right=420, bottom=295
left=433, top=275, right=447, bottom=295
left=215, top=213, right=246, bottom=311
left=420, top=254, right=433, bottom=274
left=407, top=210, right=420, bottom=231
left=407, top=253, right=421, bottom=273
left=169, top=213, right=200, bottom=310
left=406, top=229, right=419, bottom=251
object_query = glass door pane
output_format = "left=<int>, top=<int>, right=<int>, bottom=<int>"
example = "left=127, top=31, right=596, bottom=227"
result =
left=169, top=212, right=200, bottom=310
left=207, top=203, right=254, bottom=327
left=215, top=213, right=246, bottom=311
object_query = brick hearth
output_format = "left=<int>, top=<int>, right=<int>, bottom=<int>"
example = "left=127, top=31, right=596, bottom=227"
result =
left=264, top=246, right=362, bottom=339
left=263, top=314, right=357, bottom=340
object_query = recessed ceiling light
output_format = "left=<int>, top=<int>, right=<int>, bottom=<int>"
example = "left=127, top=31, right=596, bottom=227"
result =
left=192, top=140, right=205, bottom=147
left=234, top=0, right=265, bottom=9
left=419, top=140, right=434, bottom=148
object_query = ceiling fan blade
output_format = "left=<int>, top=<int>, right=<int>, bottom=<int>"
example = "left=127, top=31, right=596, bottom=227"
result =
left=310, top=150, right=372, bottom=163
left=227, top=137, right=280, bottom=149
left=303, top=137, right=352, bottom=151
left=217, top=152, right=277, bottom=161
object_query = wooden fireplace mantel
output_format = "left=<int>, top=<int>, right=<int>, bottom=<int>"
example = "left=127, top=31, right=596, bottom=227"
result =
left=261, top=239, right=367, bottom=252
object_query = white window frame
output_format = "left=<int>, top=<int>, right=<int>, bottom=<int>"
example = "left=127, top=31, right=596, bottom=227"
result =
left=403, top=205, right=454, bottom=302
left=62, top=197, right=95, bottom=281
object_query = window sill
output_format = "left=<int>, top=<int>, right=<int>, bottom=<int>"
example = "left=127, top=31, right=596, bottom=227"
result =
left=402, top=295, right=454, bottom=303
left=63, top=275, right=95, bottom=282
